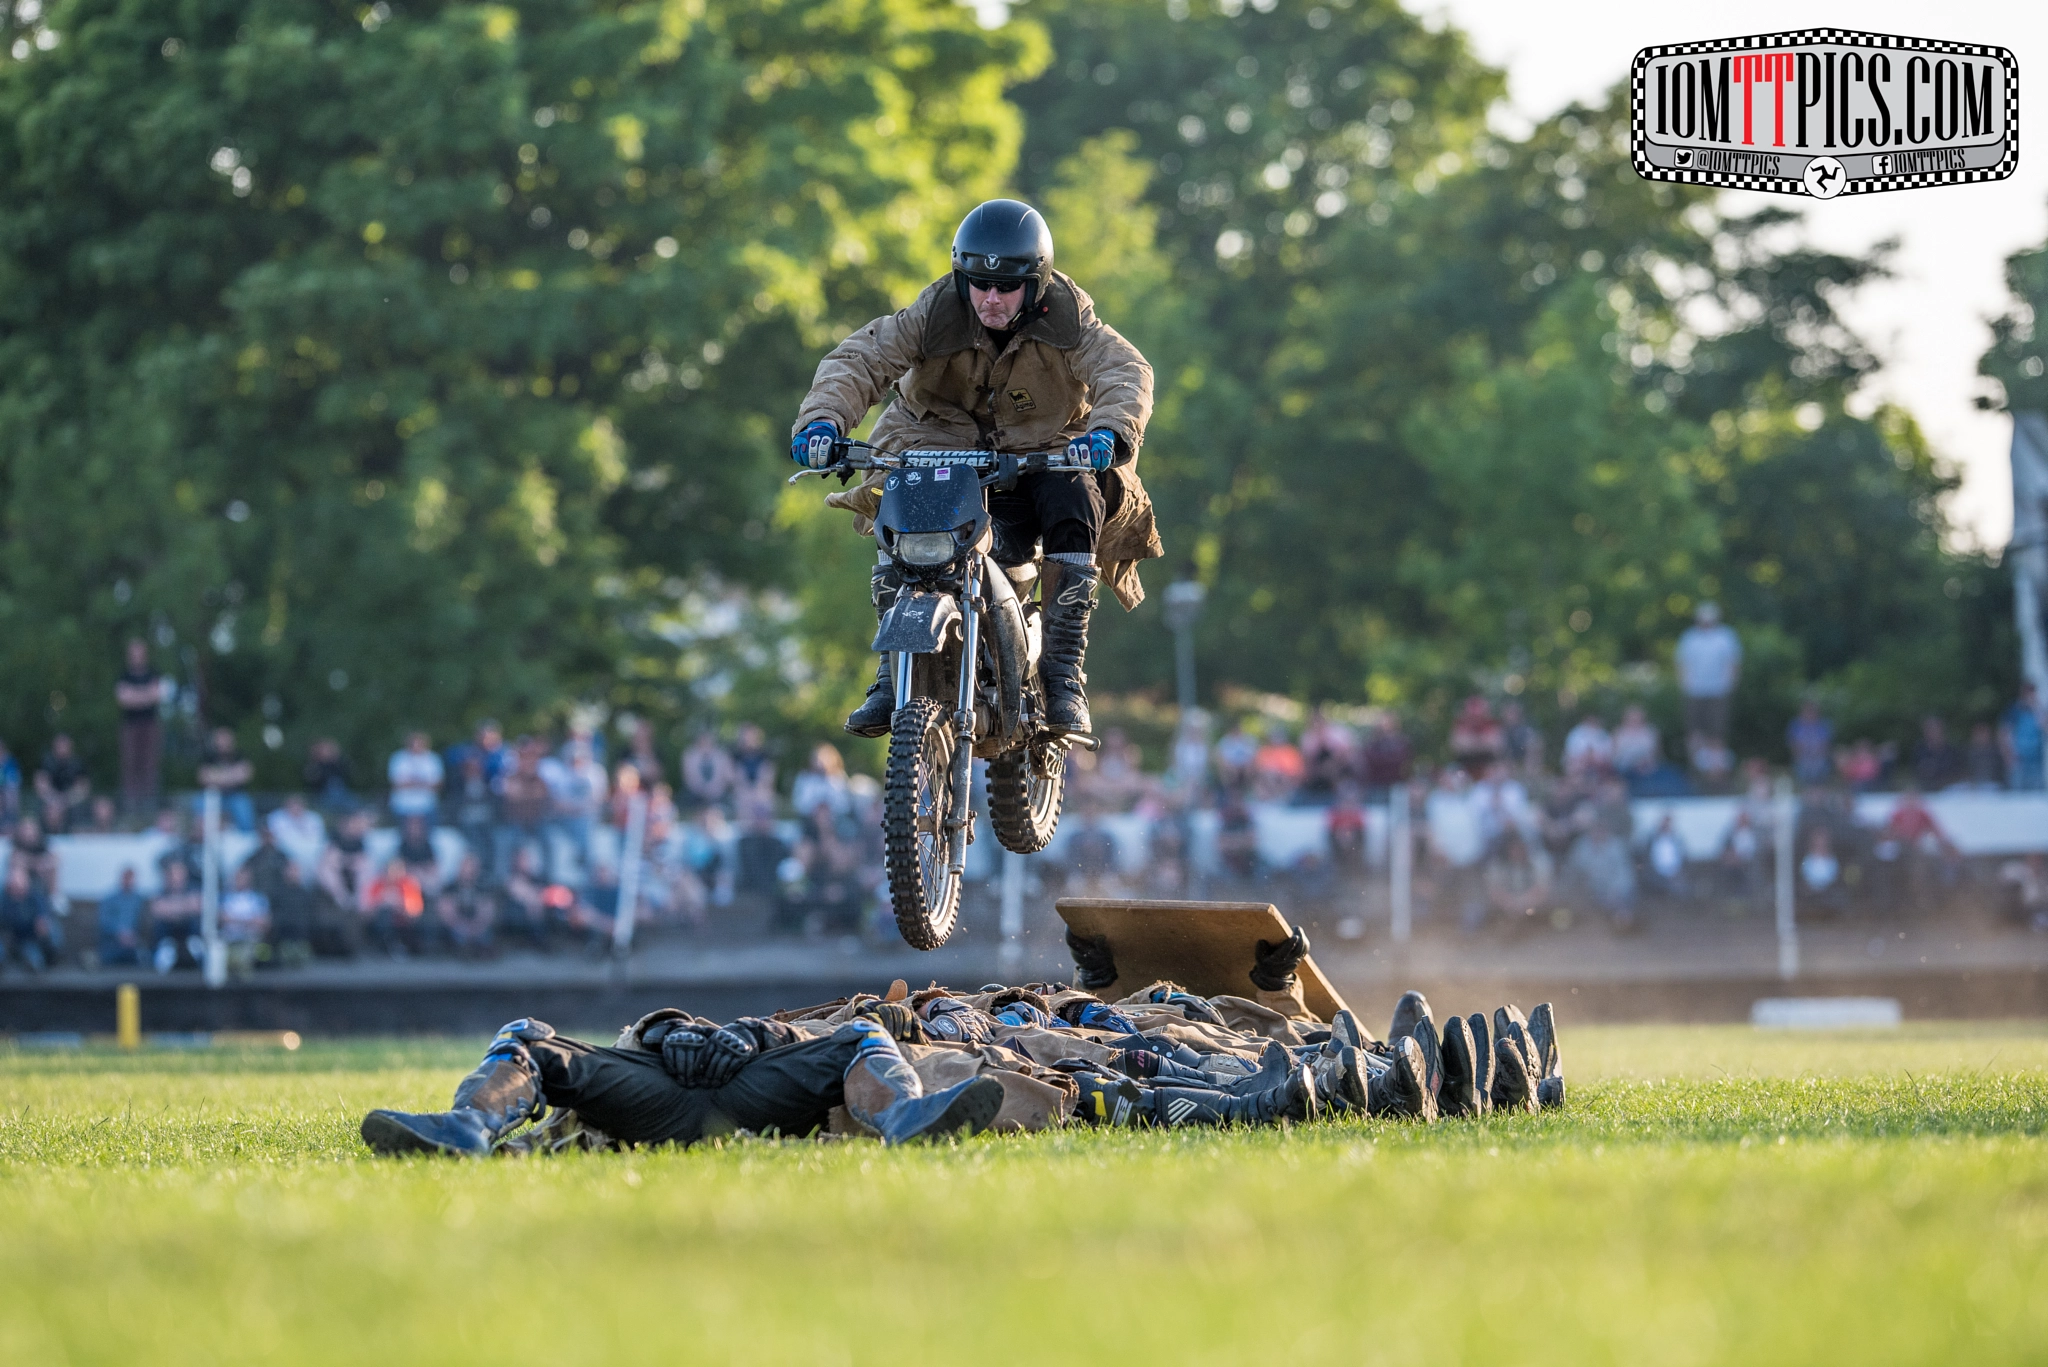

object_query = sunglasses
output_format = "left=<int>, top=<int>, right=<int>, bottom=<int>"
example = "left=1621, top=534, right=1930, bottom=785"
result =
left=965, top=277, right=1025, bottom=295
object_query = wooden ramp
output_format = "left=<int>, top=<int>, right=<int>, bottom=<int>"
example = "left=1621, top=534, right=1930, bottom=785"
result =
left=1054, top=898, right=1348, bottom=1021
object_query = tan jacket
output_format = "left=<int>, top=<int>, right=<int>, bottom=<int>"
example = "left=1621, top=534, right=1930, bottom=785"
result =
left=796, top=273, right=1164, bottom=609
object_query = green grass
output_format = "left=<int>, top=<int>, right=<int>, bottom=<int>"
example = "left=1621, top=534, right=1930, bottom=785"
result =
left=4, top=1023, right=2047, bottom=1366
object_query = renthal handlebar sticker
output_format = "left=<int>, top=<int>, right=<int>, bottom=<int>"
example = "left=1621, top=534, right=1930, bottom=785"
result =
left=1632, top=31, right=2017, bottom=198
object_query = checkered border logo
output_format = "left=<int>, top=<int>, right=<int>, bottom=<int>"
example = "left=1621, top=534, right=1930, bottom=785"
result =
left=1630, top=30, right=2018, bottom=198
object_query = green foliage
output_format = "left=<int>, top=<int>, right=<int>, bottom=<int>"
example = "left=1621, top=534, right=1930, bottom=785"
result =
left=0, top=0, right=1037, bottom=781
left=3, top=1026, right=2047, bottom=1364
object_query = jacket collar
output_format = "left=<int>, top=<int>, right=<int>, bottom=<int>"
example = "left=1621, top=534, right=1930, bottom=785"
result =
left=922, top=272, right=1083, bottom=357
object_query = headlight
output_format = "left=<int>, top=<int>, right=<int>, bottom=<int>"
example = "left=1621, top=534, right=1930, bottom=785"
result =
left=894, top=532, right=957, bottom=566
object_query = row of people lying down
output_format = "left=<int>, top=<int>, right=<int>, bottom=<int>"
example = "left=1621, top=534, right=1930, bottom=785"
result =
left=358, top=928, right=1565, bottom=1155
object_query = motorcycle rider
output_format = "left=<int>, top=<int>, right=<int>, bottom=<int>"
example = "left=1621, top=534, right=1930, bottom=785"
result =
left=791, top=198, right=1154, bottom=739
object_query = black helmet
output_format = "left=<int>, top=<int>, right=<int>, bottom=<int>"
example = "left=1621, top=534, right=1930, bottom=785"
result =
left=952, top=199, right=1054, bottom=313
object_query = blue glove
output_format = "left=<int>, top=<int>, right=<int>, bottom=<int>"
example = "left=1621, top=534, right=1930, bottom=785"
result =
left=1068, top=428, right=1117, bottom=471
left=792, top=420, right=838, bottom=468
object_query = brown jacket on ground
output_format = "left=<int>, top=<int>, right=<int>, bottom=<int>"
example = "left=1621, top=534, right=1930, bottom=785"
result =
left=798, top=272, right=1163, bottom=609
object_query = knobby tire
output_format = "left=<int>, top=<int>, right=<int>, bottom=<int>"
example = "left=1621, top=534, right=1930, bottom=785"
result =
left=884, top=695, right=962, bottom=949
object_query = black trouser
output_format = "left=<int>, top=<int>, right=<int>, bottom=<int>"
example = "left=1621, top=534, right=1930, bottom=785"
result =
left=988, top=470, right=1104, bottom=565
left=526, top=1029, right=863, bottom=1146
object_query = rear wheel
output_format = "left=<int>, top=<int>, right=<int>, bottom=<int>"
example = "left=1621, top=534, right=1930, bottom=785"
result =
left=988, top=739, right=1064, bottom=854
left=884, top=695, right=962, bottom=949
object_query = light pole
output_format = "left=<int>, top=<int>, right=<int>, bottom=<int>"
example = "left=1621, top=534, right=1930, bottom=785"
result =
left=1163, top=576, right=1206, bottom=713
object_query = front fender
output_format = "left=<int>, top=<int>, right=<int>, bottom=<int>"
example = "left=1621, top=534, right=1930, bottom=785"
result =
left=873, top=591, right=961, bottom=654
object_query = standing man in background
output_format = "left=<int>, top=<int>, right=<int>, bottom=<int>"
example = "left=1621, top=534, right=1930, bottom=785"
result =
left=113, top=638, right=165, bottom=817
left=1674, top=603, right=1742, bottom=768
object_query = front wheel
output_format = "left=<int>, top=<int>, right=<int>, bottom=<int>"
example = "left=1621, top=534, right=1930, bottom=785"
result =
left=988, top=741, right=1064, bottom=854
left=883, top=695, right=962, bottom=949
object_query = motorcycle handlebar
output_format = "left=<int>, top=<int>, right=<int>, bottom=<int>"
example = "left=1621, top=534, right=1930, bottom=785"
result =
left=788, top=442, right=1086, bottom=483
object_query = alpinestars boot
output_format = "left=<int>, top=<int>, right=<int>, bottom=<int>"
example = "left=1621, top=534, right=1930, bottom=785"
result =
left=1408, top=1014, right=1444, bottom=1109
left=844, top=565, right=904, bottom=738
left=1365, top=1035, right=1437, bottom=1121
left=1149, top=1062, right=1318, bottom=1127
left=1467, top=1012, right=1495, bottom=1104
left=1221, top=1040, right=1296, bottom=1096
left=1527, top=1001, right=1565, bottom=1109
left=841, top=1022, right=1004, bottom=1143
left=1437, top=1013, right=1486, bottom=1118
left=1310, top=1045, right=1370, bottom=1115
left=361, top=1021, right=550, bottom=1157
left=1491, top=1024, right=1541, bottom=1115
left=1039, top=561, right=1099, bottom=735
left=1074, top=1072, right=1146, bottom=1126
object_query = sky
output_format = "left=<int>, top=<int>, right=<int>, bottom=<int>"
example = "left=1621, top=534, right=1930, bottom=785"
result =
left=1426, top=0, right=2048, bottom=549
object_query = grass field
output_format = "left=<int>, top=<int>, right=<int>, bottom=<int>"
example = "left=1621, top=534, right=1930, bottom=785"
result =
left=3, top=1022, right=2046, bottom=1366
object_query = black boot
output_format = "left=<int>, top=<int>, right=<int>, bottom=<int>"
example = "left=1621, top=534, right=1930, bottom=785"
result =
left=361, top=1044, right=545, bottom=1158
left=1388, top=989, right=1433, bottom=1043
left=1528, top=1001, right=1565, bottom=1109
left=1438, top=1014, right=1484, bottom=1118
left=1220, top=1039, right=1296, bottom=1096
left=1408, top=1015, right=1443, bottom=1108
left=1467, top=1012, right=1495, bottom=1104
left=1074, top=1071, right=1146, bottom=1126
left=1365, top=1035, right=1437, bottom=1121
left=1310, top=1045, right=1369, bottom=1114
left=1150, top=1062, right=1318, bottom=1127
left=1039, top=561, right=1098, bottom=735
left=842, top=1033, right=1005, bottom=1144
left=1492, top=1030, right=1540, bottom=1114
left=844, top=566, right=903, bottom=738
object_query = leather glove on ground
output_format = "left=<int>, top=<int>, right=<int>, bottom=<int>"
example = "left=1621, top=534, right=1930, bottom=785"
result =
left=854, top=999, right=929, bottom=1045
left=792, top=420, right=838, bottom=467
left=1066, top=928, right=1119, bottom=991
left=1066, top=427, right=1117, bottom=471
left=1249, top=925, right=1311, bottom=992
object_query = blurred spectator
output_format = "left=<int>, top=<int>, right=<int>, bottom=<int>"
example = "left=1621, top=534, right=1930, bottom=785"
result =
left=1872, top=788, right=1959, bottom=910
left=1299, top=707, right=1356, bottom=800
left=149, top=861, right=203, bottom=973
left=303, top=737, right=355, bottom=809
left=114, top=639, right=166, bottom=813
left=1642, top=812, right=1688, bottom=902
left=84, top=795, right=119, bottom=833
left=1611, top=706, right=1661, bottom=780
left=1567, top=824, right=1637, bottom=930
left=364, top=858, right=427, bottom=956
left=242, top=823, right=293, bottom=907
left=269, top=862, right=319, bottom=966
left=1171, top=709, right=1211, bottom=794
left=497, top=740, right=552, bottom=880
left=1797, top=827, right=1847, bottom=916
left=1448, top=696, right=1504, bottom=777
left=1499, top=701, right=1543, bottom=777
left=734, top=804, right=788, bottom=910
left=35, top=733, right=91, bottom=832
left=0, top=861, right=60, bottom=970
left=445, top=754, right=498, bottom=879
left=1361, top=715, right=1413, bottom=797
left=1093, top=730, right=1148, bottom=811
left=1425, top=767, right=1486, bottom=929
left=11, top=815, right=58, bottom=894
left=97, top=866, right=147, bottom=967
left=1966, top=722, right=2004, bottom=788
left=1914, top=717, right=1964, bottom=791
left=679, top=730, right=735, bottom=812
left=1835, top=738, right=1883, bottom=793
left=1216, top=795, right=1258, bottom=878
left=197, top=726, right=256, bottom=832
left=1998, top=854, right=2048, bottom=932
left=267, top=794, right=327, bottom=875
left=1066, top=807, right=1123, bottom=898
left=0, top=738, right=19, bottom=820
left=1786, top=701, right=1834, bottom=788
left=1326, top=784, right=1367, bottom=876
left=1251, top=723, right=1305, bottom=802
left=565, top=863, right=618, bottom=947
left=499, top=846, right=551, bottom=948
left=606, top=760, right=647, bottom=829
left=1674, top=602, right=1742, bottom=752
left=1999, top=682, right=2044, bottom=790
left=387, top=730, right=444, bottom=821
left=678, top=805, right=733, bottom=909
left=544, top=735, right=608, bottom=879
left=1483, top=830, right=1554, bottom=932
left=1562, top=714, right=1614, bottom=778
left=396, top=815, right=442, bottom=893
left=1717, top=809, right=1766, bottom=907
left=624, top=717, right=666, bottom=789
left=1213, top=719, right=1259, bottom=797
left=220, top=865, right=271, bottom=974
left=730, top=723, right=777, bottom=812
left=152, top=807, right=201, bottom=889
left=444, top=719, right=511, bottom=791
left=1471, top=760, right=1535, bottom=854
left=434, top=855, right=497, bottom=957
left=790, top=744, right=853, bottom=822
left=1689, top=733, right=1735, bottom=789
left=318, top=810, right=375, bottom=917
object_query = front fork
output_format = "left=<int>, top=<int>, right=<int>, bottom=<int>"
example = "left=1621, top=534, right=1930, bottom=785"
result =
left=945, top=563, right=982, bottom=878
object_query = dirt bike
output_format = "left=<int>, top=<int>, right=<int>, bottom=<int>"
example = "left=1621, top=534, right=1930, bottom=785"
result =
left=789, top=440, right=1096, bottom=949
